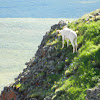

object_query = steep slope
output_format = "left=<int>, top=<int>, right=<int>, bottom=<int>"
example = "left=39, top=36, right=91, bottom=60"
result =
left=0, top=9, right=100, bottom=100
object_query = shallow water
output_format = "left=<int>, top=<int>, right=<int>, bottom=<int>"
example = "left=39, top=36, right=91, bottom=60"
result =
left=0, top=18, right=75, bottom=93
left=0, top=0, right=100, bottom=18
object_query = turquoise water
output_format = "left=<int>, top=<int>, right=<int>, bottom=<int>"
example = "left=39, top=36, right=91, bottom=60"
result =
left=0, top=18, right=75, bottom=93
left=0, top=0, right=100, bottom=18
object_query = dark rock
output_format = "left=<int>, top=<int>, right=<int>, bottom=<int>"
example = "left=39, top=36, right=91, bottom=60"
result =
left=74, top=21, right=79, bottom=24
left=0, top=87, right=18, bottom=100
left=58, top=20, right=67, bottom=28
left=89, top=15, right=94, bottom=18
left=48, top=60, right=54, bottom=65
left=44, top=96, right=52, bottom=100
left=86, top=85, right=100, bottom=100
left=30, top=98, right=37, bottom=100
left=25, top=58, right=35, bottom=67
left=51, top=20, right=67, bottom=30
left=51, top=24, right=59, bottom=30
left=46, top=31, right=50, bottom=35
left=93, top=12, right=100, bottom=16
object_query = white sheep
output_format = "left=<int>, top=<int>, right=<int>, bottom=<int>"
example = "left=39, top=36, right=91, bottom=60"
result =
left=57, top=27, right=77, bottom=53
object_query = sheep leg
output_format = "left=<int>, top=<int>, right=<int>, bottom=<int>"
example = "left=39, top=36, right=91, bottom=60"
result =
left=70, top=40, right=75, bottom=53
left=75, top=38, right=77, bottom=52
left=67, top=39, right=69, bottom=47
left=73, top=46, right=75, bottom=53
left=62, top=36, right=64, bottom=48
left=75, top=45, right=77, bottom=52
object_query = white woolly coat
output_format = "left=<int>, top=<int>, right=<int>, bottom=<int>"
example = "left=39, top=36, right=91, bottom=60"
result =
left=60, top=28, right=77, bottom=41
left=59, top=27, right=77, bottom=53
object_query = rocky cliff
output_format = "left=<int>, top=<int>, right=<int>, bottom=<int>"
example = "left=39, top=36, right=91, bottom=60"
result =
left=0, top=9, right=100, bottom=100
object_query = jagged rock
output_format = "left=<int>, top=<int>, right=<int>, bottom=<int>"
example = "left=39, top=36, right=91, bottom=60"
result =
left=30, top=98, right=37, bottom=100
left=86, top=84, right=100, bottom=100
left=74, top=21, right=79, bottom=24
left=51, top=20, right=67, bottom=30
left=51, top=24, right=59, bottom=30
left=48, top=60, right=54, bottom=65
left=93, top=12, right=100, bottom=16
left=44, top=96, right=52, bottom=100
left=0, top=87, right=18, bottom=100
left=89, top=15, right=94, bottom=18
left=58, top=20, right=67, bottom=28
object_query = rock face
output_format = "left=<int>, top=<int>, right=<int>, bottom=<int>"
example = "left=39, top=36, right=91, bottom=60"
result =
left=0, top=87, right=18, bottom=100
left=86, top=84, right=100, bottom=100
left=0, top=20, right=67, bottom=100
left=74, top=9, right=100, bottom=24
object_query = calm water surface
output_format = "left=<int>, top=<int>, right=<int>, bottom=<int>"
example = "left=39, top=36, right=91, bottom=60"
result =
left=0, top=0, right=100, bottom=18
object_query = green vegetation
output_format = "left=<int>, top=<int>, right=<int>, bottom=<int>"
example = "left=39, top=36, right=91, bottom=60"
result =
left=16, top=9, right=100, bottom=100
left=15, top=82, right=21, bottom=89
left=44, top=10, right=100, bottom=100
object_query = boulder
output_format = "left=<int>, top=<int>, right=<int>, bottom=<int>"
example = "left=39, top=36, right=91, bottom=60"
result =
left=0, top=87, right=18, bottom=100
left=86, top=84, right=100, bottom=100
